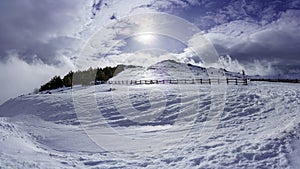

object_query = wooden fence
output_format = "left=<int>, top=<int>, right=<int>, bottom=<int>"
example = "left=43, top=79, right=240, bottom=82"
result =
left=102, top=78, right=248, bottom=85
left=250, top=79, right=299, bottom=83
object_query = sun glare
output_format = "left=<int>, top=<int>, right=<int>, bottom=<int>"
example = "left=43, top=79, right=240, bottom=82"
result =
left=135, top=34, right=156, bottom=45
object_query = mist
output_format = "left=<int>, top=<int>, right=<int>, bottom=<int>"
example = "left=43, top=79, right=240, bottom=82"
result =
left=0, top=53, right=73, bottom=104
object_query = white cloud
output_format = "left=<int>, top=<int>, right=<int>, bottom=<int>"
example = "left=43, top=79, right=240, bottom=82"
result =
left=211, top=55, right=278, bottom=76
left=88, top=50, right=178, bottom=68
left=0, top=52, right=74, bottom=104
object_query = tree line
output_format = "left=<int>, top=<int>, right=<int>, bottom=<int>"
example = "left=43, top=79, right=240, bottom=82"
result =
left=39, top=65, right=124, bottom=92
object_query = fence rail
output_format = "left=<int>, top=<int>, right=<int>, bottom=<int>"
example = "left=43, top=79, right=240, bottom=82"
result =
left=100, top=78, right=248, bottom=85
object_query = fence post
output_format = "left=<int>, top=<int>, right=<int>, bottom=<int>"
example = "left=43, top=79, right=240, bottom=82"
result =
left=235, top=79, right=238, bottom=85
left=243, top=78, right=247, bottom=85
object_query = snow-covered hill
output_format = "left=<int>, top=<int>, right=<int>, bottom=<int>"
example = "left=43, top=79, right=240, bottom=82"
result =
left=111, top=60, right=244, bottom=81
left=0, top=61, right=300, bottom=168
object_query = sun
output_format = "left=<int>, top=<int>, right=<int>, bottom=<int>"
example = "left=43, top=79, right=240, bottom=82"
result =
left=135, top=34, right=156, bottom=45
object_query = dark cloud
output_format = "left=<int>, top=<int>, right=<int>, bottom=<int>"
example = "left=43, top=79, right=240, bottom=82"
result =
left=210, top=10, right=300, bottom=66
left=0, top=0, right=84, bottom=64
left=230, top=32, right=300, bottom=64
left=155, top=0, right=300, bottom=30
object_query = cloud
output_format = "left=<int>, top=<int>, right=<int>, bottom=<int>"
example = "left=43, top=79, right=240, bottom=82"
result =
left=0, top=0, right=95, bottom=105
left=0, top=0, right=163, bottom=104
left=0, top=0, right=87, bottom=64
left=205, top=10, right=300, bottom=65
left=1, top=0, right=300, bottom=105
left=0, top=52, right=74, bottom=105
left=85, top=49, right=179, bottom=68
left=213, top=55, right=279, bottom=76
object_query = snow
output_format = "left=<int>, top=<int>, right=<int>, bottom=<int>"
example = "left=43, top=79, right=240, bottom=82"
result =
left=111, top=60, right=243, bottom=82
left=290, top=138, right=300, bottom=168
left=111, top=60, right=209, bottom=81
left=0, top=61, right=300, bottom=168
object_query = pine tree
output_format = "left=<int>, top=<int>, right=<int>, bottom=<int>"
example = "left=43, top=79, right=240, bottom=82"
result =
left=63, top=71, right=73, bottom=87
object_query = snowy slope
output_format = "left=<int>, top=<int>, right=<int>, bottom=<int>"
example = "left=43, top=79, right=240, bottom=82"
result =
left=111, top=60, right=244, bottom=81
left=0, top=61, right=300, bottom=168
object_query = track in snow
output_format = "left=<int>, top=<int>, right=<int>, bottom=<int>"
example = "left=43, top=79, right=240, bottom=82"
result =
left=0, top=82, right=300, bottom=168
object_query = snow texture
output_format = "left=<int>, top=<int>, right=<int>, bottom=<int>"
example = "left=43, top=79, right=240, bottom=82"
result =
left=0, top=61, right=299, bottom=168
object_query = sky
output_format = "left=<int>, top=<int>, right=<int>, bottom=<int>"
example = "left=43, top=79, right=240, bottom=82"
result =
left=0, top=0, right=299, bottom=104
